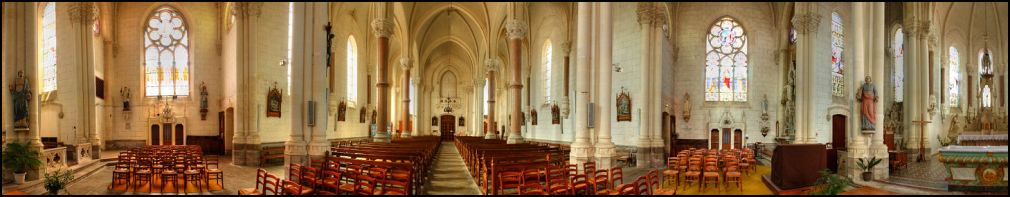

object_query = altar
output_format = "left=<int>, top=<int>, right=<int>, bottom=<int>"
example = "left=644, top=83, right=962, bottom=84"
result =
left=938, top=145, right=1008, bottom=192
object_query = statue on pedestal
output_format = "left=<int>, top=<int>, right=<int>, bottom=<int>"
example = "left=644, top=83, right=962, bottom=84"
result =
left=856, top=76, right=878, bottom=131
left=9, top=71, right=31, bottom=129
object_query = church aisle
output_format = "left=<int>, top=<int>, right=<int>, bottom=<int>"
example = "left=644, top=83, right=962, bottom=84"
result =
left=423, top=142, right=481, bottom=195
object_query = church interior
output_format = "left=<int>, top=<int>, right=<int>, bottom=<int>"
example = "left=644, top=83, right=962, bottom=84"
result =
left=2, top=2, right=1008, bottom=195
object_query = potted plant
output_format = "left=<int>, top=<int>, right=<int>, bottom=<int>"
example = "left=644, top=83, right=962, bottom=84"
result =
left=2, top=142, right=43, bottom=184
left=855, top=157, right=883, bottom=181
left=808, top=169, right=855, bottom=195
left=43, top=169, right=74, bottom=195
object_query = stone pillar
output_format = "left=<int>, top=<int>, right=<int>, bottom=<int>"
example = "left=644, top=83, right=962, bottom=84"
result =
left=68, top=2, right=102, bottom=154
left=791, top=3, right=821, bottom=144
left=902, top=4, right=930, bottom=151
left=506, top=19, right=526, bottom=144
left=869, top=2, right=890, bottom=180
left=571, top=2, right=593, bottom=165
left=231, top=2, right=263, bottom=166
left=303, top=3, right=331, bottom=159
left=594, top=2, right=616, bottom=169
left=846, top=2, right=869, bottom=179
left=400, top=57, right=411, bottom=137
left=4, top=2, right=43, bottom=180
left=485, top=59, right=498, bottom=139
left=474, top=78, right=485, bottom=137
left=372, top=16, right=393, bottom=143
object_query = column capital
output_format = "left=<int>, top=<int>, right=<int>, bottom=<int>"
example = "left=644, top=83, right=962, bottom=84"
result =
left=484, top=58, right=500, bottom=73
left=561, top=41, right=572, bottom=54
left=636, top=2, right=666, bottom=27
left=505, top=19, right=527, bottom=40
left=399, top=57, right=411, bottom=71
left=68, top=2, right=98, bottom=24
left=791, top=13, right=822, bottom=35
left=371, top=18, right=393, bottom=38
left=232, top=2, right=263, bottom=18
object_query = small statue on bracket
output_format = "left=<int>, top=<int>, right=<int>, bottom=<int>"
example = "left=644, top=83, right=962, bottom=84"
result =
left=120, top=86, right=131, bottom=112
left=200, top=82, right=209, bottom=120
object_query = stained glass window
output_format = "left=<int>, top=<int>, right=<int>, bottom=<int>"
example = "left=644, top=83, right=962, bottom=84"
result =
left=705, top=17, right=748, bottom=102
left=144, top=7, right=190, bottom=97
left=346, top=36, right=358, bottom=103
left=542, top=40, right=553, bottom=101
left=830, top=12, right=844, bottom=97
left=287, top=2, right=293, bottom=95
left=483, top=78, right=489, bottom=115
left=41, top=2, right=57, bottom=93
left=893, top=28, right=904, bottom=102
left=948, top=47, right=960, bottom=107
left=409, top=79, right=416, bottom=115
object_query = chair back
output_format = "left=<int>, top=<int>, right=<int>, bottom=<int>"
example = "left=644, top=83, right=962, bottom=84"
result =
left=610, top=167, right=624, bottom=187
left=263, top=173, right=281, bottom=195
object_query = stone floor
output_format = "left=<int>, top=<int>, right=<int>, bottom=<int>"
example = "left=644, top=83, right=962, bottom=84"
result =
left=887, top=152, right=948, bottom=190
left=422, top=142, right=481, bottom=195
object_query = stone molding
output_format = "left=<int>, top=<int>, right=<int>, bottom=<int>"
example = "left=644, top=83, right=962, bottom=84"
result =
left=232, top=2, right=263, bottom=18
left=791, top=13, right=822, bottom=35
left=371, top=18, right=393, bottom=38
left=67, top=2, right=98, bottom=24
left=505, top=19, right=527, bottom=40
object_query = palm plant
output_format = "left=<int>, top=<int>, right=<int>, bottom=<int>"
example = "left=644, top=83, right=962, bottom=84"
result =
left=43, top=169, right=74, bottom=195
left=856, top=157, right=883, bottom=181
left=2, top=142, right=43, bottom=184
left=808, top=169, right=854, bottom=195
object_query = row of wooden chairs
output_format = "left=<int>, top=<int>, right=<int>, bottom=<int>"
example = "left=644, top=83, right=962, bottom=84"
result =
left=110, top=145, right=221, bottom=194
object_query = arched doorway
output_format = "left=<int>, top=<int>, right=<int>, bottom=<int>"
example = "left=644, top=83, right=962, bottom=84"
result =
left=830, top=114, right=847, bottom=173
left=440, top=115, right=456, bottom=141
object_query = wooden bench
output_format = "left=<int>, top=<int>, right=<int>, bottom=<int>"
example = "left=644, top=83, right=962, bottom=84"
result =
left=260, top=146, right=285, bottom=166
left=454, top=136, right=570, bottom=195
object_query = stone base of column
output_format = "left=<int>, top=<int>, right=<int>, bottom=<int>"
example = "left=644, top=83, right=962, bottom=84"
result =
left=636, top=146, right=665, bottom=168
left=90, top=138, right=103, bottom=159
left=507, top=135, right=525, bottom=144
left=844, top=148, right=866, bottom=179
left=570, top=141, right=594, bottom=165
left=869, top=142, right=890, bottom=180
left=374, top=132, right=391, bottom=143
left=284, top=141, right=307, bottom=173
left=484, top=132, right=497, bottom=139
left=595, top=142, right=616, bottom=169
left=308, top=141, right=330, bottom=157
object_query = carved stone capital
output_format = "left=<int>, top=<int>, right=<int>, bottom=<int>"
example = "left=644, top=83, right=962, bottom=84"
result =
left=484, top=58, right=500, bottom=73
left=903, top=17, right=920, bottom=37
left=636, top=3, right=666, bottom=27
left=399, top=57, right=411, bottom=71
left=505, top=19, right=526, bottom=40
left=68, top=2, right=98, bottom=24
left=232, top=2, right=263, bottom=18
left=561, top=41, right=572, bottom=54
left=791, top=13, right=822, bottom=35
left=371, top=18, right=393, bottom=38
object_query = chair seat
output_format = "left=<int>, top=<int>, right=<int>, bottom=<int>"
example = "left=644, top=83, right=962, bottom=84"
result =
left=162, top=170, right=177, bottom=175
left=338, top=184, right=355, bottom=191
left=114, top=169, right=131, bottom=173
left=663, top=170, right=679, bottom=176
left=726, top=172, right=741, bottom=177
left=703, top=172, right=719, bottom=178
left=284, top=185, right=314, bottom=195
left=206, top=169, right=222, bottom=173
left=572, top=183, right=589, bottom=189
left=383, top=190, right=406, bottom=195
left=685, top=172, right=701, bottom=176
left=237, top=188, right=261, bottom=195
left=136, top=170, right=152, bottom=174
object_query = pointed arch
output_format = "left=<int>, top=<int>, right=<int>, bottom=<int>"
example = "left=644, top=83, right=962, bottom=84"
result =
left=347, top=35, right=359, bottom=103
left=704, top=16, right=749, bottom=102
left=143, top=5, right=192, bottom=97
left=39, top=2, right=57, bottom=93
left=542, top=39, right=553, bottom=100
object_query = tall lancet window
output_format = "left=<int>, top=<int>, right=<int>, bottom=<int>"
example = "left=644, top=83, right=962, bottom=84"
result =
left=483, top=78, right=489, bottom=115
left=704, top=17, right=748, bottom=102
left=948, top=47, right=960, bottom=107
left=346, top=36, right=358, bottom=103
left=542, top=40, right=553, bottom=101
left=40, top=2, right=57, bottom=93
left=144, top=6, right=191, bottom=97
left=287, top=2, right=293, bottom=95
left=893, top=28, right=904, bottom=102
left=830, top=12, right=845, bottom=97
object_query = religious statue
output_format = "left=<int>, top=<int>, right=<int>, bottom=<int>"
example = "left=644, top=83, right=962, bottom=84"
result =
left=9, top=71, right=32, bottom=129
left=266, top=82, right=282, bottom=117
left=531, top=109, right=538, bottom=125
left=359, top=107, right=367, bottom=123
left=337, top=101, right=347, bottom=122
left=682, top=93, right=691, bottom=122
left=200, top=82, right=209, bottom=120
left=856, top=76, right=878, bottom=131
left=121, top=86, right=131, bottom=112
left=616, top=88, right=632, bottom=122
left=431, top=116, right=438, bottom=126
left=458, top=117, right=465, bottom=127
left=762, top=94, right=769, bottom=114
left=551, top=104, right=561, bottom=124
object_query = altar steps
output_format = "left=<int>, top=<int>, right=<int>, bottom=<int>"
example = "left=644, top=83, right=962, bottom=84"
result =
left=881, top=176, right=948, bottom=191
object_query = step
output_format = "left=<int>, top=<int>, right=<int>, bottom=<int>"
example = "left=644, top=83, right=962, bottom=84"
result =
left=11, top=158, right=117, bottom=195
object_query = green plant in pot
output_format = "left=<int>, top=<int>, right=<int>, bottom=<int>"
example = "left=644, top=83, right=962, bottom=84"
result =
left=856, top=157, right=882, bottom=182
left=2, top=142, right=43, bottom=184
left=43, top=169, right=74, bottom=195
left=808, top=169, right=855, bottom=195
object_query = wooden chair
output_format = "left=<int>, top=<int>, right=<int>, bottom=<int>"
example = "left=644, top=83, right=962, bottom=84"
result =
left=379, top=177, right=410, bottom=195
left=647, top=169, right=663, bottom=195
left=636, top=176, right=651, bottom=195
left=547, top=176, right=572, bottom=195
left=262, top=174, right=281, bottom=195
left=281, top=180, right=307, bottom=195
left=569, top=174, right=591, bottom=195
left=520, top=181, right=548, bottom=195
left=682, top=163, right=702, bottom=191
left=522, top=167, right=543, bottom=191
left=591, top=169, right=610, bottom=193
left=663, top=158, right=681, bottom=191
left=319, top=170, right=342, bottom=193
left=300, top=166, right=320, bottom=191
left=205, top=155, right=220, bottom=169
left=205, top=168, right=224, bottom=191
left=238, top=169, right=266, bottom=195
left=183, top=169, right=204, bottom=194
left=498, top=171, right=523, bottom=195
left=289, top=164, right=304, bottom=183
left=617, top=180, right=638, bottom=195
left=724, top=163, right=743, bottom=191
left=110, top=164, right=132, bottom=191
left=594, top=167, right=624, bottom=195
left=354, top=174, right=378, bottom=195
left=160, top=167, right=180, bottom=194
left=132, top=160, right=153, bottom=193
left=701, top=165, right=721, bottom=192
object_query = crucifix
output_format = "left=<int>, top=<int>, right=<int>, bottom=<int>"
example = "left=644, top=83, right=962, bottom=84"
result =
left=911, top=112, right=931, bottom=162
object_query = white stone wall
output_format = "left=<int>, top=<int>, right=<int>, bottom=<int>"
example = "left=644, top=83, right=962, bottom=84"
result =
left=255, top=2, right=293, bottom=143
left=107, top=3, right=223, bottom=141
left=671, top=3, right=782, bottom=145
left=329, top=5, right=372, bottom=139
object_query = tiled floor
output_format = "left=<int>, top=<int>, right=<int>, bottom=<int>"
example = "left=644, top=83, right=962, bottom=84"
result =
left=423, top=142, right=481, bottom=195
left=888, top=152, right=948, bottom=190
left=60, top=154, right=285, bottom=195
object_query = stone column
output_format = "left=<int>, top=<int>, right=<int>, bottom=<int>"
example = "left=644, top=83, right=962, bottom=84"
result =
left=474, top=79, right=485, bottom=137
left=5, top=3, right=43, bottom=178
left=869, top=2, right=890, bottom=180
left=846, top=2, right=868, bottom=179
left=400, top=57, right=411, bottom=137
left=372, top=16, right=393, bottom=143
left=231, top=2, right=264, bottom=166
left=287, top=2, right=331, bottom=168
left=68, top=2, right=101, bottom=154
left=506, top=19, right=526, bottom=144
left=902, top=4, right=927, bottom=150
left=571, top=2, right=593, bottom=165
left=485, top=59, right=498, bottom=139
left=790, top=4, right=821, bottom=144
left=594, top=2, right=616, bottom=169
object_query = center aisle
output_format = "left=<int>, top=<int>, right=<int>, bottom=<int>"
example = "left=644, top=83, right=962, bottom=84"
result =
left=423, top=142, right=481, bottom=195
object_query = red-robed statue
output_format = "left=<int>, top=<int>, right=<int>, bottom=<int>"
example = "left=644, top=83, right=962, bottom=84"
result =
left=856, top=76, right=878, bottom=131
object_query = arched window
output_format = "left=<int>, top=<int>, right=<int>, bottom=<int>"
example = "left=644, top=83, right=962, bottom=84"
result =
left=830, top=12, right=845, bottom=97
left=40, top=2, right=57, bottom=93
left=705, top=17, right=748, bottom=102
left=144, top=6, right=191, bottom=97
left=346, top=36, right=358, bottom=103
left=948, top=47, right=960, bottom=107
left=409, top=79, right=416, bottom=115
left=483, top=78, right=489, bottom=115
left=893, top=28, right=904, bottom=102
left=542, top=40, right=553, bottom=101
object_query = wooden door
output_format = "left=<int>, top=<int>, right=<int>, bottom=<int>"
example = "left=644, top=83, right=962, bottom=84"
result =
left=722, top=128, right=732, bottom=150
left=831, top=115, right=847, bottom=151
left=710, top=129, right=719, bottom=149
left=734, top=129, right=743, bottom=149
left=151, top=125, right=161, bottom=145
left=163, top=124, right=173, bottom=145
left=440, top=115, right=456, bottom=141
